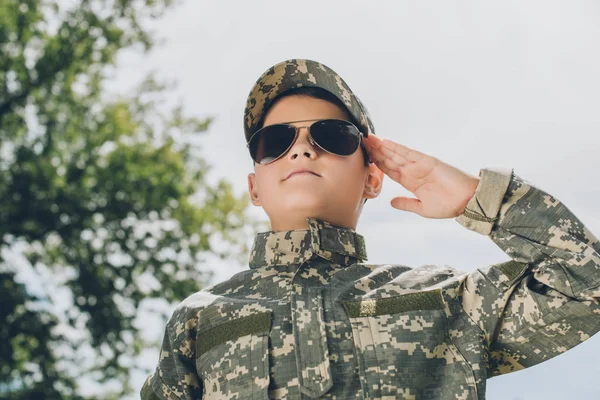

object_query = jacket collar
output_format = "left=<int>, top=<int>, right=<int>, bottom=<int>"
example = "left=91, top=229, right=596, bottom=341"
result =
left=249, top=218, right=368, bottom=269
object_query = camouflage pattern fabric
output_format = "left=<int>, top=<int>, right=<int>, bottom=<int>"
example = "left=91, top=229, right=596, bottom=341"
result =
left=141, top=167, right=600, bottom=399
left=243, top=59, right=376, bottom=143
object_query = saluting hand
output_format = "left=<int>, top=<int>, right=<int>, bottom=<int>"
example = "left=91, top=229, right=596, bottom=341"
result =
left=363, top=134, right=480, bottom=219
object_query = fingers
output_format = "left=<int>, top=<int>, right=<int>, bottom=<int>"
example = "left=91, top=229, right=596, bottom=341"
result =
left=364, top=135, right=412, bottom=177
left=365, top=135, right=423, bottom=163
left=379, top=145, right=411, bottom=167
left=390, top=196, right=423, bottom=215
left=365, top=145, right=399, bottom=179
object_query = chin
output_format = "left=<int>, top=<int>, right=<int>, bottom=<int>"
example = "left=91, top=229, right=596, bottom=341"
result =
left=267, top=193, right=329, bottom=215
left=284, top=195, right=328, bottom=211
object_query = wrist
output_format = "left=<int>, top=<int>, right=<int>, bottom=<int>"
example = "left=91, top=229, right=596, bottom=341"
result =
left=456, top=177, right=480, bottom=217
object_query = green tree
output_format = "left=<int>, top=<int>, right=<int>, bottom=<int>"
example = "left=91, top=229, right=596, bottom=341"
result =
left=0, top=0, right=255, bottom=397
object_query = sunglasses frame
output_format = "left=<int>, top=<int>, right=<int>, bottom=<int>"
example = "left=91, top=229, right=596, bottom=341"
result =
left=246, top=118, right=371, bottom=165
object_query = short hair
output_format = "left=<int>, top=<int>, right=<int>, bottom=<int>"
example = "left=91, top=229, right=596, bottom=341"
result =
left=258, top=86, right=371, bottom=167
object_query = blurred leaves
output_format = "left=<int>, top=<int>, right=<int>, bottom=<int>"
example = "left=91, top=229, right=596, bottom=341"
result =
left=0, top=0, right=255, bottom=397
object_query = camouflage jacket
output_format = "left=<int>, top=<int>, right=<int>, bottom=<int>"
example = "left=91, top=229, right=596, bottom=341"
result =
left=141, top=168, right=600, bottom=399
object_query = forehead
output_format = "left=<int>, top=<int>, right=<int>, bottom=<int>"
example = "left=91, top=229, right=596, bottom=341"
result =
left=262, top=95, right=351, bottom=126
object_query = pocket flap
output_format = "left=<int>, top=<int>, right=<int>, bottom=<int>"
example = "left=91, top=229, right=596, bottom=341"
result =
left=342, top=288, right=444, bottom=317
left=196, top=311, right=271, bottom=358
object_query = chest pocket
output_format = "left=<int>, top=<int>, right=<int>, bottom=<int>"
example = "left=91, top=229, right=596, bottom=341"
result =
left=343, top=289, right=477, bottom=400
left=196, top=312, right=271, bottom=400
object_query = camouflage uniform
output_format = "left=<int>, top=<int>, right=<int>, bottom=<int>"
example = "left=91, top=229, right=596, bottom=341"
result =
left=141, top=167, right=600, bottom=399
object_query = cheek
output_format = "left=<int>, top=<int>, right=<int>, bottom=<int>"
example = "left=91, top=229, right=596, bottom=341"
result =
left=328, top=156, right=367, bottom=188
left=254, top=169, right=280, bottom=197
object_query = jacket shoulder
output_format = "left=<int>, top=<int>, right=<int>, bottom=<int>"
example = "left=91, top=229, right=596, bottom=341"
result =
left=332, top=262, right=468, bottom=301
left=169, top=268, right=269, bottom=332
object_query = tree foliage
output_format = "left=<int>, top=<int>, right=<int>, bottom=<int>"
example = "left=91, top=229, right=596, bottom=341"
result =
left=0, top=0, right=254, bottom=397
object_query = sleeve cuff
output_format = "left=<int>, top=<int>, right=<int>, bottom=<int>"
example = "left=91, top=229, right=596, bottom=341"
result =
left=455, top=167, right=514, bottom=236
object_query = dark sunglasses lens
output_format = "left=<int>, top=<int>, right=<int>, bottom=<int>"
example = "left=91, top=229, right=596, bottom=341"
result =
left=310, top=120, right=360, bottom=155
left=249, top=125, right=297, bottom=164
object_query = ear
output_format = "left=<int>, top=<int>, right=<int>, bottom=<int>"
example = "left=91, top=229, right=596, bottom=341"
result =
left=247, top=172, right=262, bottom=206
left=363, top=163, right=384, bottom=199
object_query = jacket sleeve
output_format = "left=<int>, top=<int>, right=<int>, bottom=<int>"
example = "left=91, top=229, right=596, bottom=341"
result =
left=455, top=167, right=600, bottom=377
left=141, top=306, right=203, bottom=399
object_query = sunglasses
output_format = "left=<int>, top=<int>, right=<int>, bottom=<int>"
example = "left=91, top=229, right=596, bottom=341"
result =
left=247, top=118, right=370, bottom=165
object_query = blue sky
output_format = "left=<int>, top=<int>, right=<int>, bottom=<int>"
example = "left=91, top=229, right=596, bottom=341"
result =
left=102, top=1, right=600, bottom=398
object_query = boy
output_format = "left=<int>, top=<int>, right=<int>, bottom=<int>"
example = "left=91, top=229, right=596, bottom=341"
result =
left=141, top=59, right=600, bottom=399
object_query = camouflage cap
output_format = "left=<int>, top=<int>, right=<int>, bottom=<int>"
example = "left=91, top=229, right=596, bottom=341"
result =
left=243, top=59, right=375, bottom=143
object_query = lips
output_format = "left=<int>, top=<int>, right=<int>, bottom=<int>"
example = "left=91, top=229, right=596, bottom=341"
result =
left=284, top=168, right=320, bottom=180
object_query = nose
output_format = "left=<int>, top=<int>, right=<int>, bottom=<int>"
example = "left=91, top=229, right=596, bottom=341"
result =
left=287, top=126, right=317, bottom=161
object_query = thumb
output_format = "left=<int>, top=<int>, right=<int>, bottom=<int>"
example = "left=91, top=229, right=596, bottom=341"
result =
left=390, top=196, right=422, bottom=215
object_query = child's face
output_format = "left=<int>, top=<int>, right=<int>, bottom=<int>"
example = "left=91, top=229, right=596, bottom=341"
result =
left=247, top=95, right=383, bottom=231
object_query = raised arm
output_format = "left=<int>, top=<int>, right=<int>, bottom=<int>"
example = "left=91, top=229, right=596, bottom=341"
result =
left=456, top=167, right=600, bottom=376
